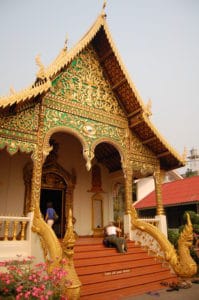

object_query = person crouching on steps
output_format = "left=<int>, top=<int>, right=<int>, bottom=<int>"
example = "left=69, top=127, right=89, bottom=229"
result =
left=103, top=221, right=127, bottom=253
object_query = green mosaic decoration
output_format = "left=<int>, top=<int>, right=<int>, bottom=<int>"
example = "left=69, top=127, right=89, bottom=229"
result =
left=44, top=108, right=126, bottom=148
left=0, top=105, right=39, bottom=133
left=44, top=97, right=127, bottom=129
left=49, top=45, right=126, bottom=118
left=0, top=137, right=36, bottom=155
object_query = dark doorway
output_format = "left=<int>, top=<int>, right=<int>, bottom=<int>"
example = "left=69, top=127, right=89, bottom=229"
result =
left=40, top=189, right=65, bottom=238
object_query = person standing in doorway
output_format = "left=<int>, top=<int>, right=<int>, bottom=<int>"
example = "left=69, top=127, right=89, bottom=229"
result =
left=45, top=202, right=56, bottom=228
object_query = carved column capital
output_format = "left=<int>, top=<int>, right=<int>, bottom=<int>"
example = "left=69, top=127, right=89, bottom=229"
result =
left=83, top=147, right=94, bottom=171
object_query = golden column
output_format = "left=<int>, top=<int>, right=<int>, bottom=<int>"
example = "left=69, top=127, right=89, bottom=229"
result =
left=31, top=105, right=45, bottom=213
left=124, top=165, right=133, bottom=214
left=153, top=166, right=165, bottom=215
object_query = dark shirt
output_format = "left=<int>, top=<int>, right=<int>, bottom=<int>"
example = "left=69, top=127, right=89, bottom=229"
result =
left=46, top=208, right=55, bottom=220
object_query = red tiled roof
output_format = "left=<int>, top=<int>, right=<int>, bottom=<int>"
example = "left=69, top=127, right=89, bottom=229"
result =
left=134, top=176, right=199, bottom=209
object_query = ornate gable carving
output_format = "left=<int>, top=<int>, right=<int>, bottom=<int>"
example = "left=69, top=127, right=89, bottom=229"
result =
left=0, top=105, right=39, bottom=133
left=130, top=132, right=158, bottom=176
left=49, top=45, right=125, bottom=118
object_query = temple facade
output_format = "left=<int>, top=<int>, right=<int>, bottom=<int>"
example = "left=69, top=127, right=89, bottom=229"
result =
left=1, top=9, right=193, bottom=298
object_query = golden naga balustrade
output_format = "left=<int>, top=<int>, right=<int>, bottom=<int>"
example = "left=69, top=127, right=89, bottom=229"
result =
left=131, top=207, right=197, bottom=278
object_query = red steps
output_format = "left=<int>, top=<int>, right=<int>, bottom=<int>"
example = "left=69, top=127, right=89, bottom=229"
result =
left=74, top=238, right=177, bottom=299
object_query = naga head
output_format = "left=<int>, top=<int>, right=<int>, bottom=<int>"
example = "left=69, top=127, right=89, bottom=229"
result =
left=178, top=213, right=193, bottom=248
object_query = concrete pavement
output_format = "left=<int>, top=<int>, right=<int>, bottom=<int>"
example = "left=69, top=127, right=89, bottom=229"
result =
left=122, top=283, right=199, bottom=300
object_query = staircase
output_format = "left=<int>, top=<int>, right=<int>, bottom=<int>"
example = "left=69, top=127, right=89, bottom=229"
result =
left=74, top=237, right=178, bottom=300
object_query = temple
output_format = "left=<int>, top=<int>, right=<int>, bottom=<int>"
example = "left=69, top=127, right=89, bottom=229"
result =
left=0, top=7, right=196, bottom=300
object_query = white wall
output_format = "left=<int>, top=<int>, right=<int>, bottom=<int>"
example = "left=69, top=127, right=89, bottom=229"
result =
left=136, top=171, right=182, bottom=203
left=136, top=177, right=155, bottom=202
left=51, top=132, right=114, bottom=236
left=0, top=149, right=31, bottom=215
left=0, top=133, right=119, bottom=236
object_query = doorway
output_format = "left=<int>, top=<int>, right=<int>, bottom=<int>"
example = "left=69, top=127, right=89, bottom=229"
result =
left=40, top=189, right=65, bottom=238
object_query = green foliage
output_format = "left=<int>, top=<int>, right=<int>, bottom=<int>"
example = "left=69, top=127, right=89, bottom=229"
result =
left=190, top=248, right=199, bottom=265
left=180, top=211, right=199, bottom=267
left=178, top=224, right=186, bottom=233
left=193, top=224, right=199, bottom=234
left=168, top=229, right=179, bottom=249
left=182, top=210, right=199, bottom=225
left=184, top=168, right=198, bottom=178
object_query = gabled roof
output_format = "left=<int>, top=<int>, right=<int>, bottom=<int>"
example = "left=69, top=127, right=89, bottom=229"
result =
left=135, top=176, right=199, bottom=209
left=0, top=12, right=184, bottom=170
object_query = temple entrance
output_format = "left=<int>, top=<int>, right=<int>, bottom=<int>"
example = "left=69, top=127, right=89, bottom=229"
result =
left=40, top=188, right=65, bottom=238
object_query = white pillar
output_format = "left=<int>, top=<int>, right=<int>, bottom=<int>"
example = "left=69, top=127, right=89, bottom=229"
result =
left=124, top=214, right=132, bottom=239
left=155, top=214, right=168, bottom=237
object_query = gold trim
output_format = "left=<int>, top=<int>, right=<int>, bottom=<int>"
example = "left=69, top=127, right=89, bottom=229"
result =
left=0, top=80, right=51, bottom=108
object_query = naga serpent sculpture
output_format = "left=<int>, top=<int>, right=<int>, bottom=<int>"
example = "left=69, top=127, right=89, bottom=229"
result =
left=32, top=207, right=81, bottom=299
left=131, top=207, right=197, bottom=278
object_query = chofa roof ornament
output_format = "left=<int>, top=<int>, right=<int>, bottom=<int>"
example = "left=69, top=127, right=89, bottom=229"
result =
left=64, top=33, right=69, bottom=51
left=35, top=54, right=46, bottom=80
left=101, top=0, right=107, bottom=17
left=182, top=147, right=187, bottom=164
left=144, top=98, right=152, bottom=117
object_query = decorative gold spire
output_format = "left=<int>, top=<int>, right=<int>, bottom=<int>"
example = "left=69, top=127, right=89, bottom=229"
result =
left=145, top=98, right=152, bottom=117
left=35, top=54, right=46, bottom=79
left=101, top=0, right=107, bottom=16
left=64, top=33, right=68, bottom=51
left=182, top=147, right=187, bottom=163
left=9, top=86, right=16, bottom=95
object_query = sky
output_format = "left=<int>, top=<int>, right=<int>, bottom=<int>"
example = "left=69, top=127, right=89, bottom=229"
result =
left=0, top=0, right=199, bottom=172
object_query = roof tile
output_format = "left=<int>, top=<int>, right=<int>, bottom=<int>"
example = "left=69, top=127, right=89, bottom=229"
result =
left=135, top=176, right=199, bottom=209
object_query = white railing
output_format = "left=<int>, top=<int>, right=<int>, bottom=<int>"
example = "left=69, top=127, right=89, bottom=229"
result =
left=131, top=217, right=165, bottom=259
left=138, top=217, right=159, bottom=227
left=0, top=215, right=32, bottom=260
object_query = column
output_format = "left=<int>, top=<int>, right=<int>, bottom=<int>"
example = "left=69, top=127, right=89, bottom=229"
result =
left=153, top=167, right=168, bottom=236
left=31, top=105, right=45, bottom=214
left=124, top=166, right=133, bottom=214
left=153, top=167, right=165, bottom=215
left=123, top=165, right=133, bottom=236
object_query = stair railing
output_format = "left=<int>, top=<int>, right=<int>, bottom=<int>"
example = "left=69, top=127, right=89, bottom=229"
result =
left=130, top=207, right=197, bottom=278
left=138, top=217, right=159, bottom=227
left=0, top=214, right=32, bottom=259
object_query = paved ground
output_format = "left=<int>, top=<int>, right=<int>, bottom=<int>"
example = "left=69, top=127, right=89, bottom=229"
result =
left=122, top=283, right=199, bottom=300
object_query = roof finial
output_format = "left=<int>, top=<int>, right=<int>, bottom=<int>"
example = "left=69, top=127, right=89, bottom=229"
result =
left=9, top=86, right=16, bottom=95
left=182, top=147, right=187, bottom=163
left=101, top=0, right=107, bottom=16
left=64, top=33, right=68, bottom=51
left=145, top=98, right=152, bottom=117
left=35, top=54, right=46, bottom=79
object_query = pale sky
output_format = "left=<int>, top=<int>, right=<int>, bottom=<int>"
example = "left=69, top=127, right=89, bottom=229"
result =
left=0, top=0, right=199, bottom=171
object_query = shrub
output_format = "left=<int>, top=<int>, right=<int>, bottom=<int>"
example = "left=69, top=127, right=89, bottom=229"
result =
left=182, top=211, right=199, bottom=225
left=168, top=229, right=179, bottom=249
left=0, top=257, right=70, bottom=299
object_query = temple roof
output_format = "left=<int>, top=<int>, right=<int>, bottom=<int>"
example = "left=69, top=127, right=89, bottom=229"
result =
left=134, top=176, right=199, bottom=209
left=0, top=13, right=184, bottom=171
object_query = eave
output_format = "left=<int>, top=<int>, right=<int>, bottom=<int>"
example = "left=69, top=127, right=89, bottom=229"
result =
left=90, top=20, right=184, bottom=170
